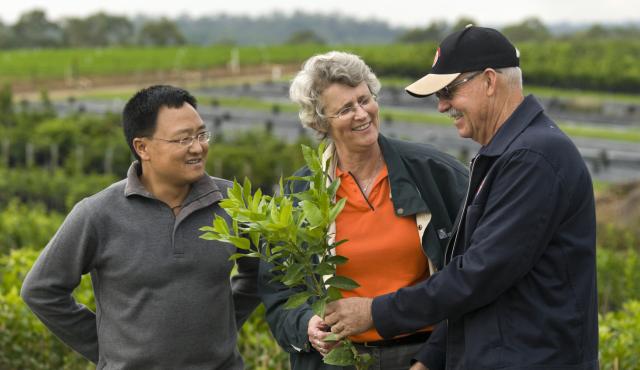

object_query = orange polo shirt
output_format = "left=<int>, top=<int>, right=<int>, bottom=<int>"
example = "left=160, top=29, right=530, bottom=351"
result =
left=334, top=164, right=430, bottom=342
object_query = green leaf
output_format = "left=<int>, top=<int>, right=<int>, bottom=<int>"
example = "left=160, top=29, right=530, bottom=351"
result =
left=242, top=177, right=252, bottom=206
left=279, top=198, right=293, bottom=225
left=322, top=333, right=341, bottom=342
left=228, top=253, right=247, bottom=261
left=327, top=177, right=341, bottom=198
left=328, top=197, right=346, bottom=224
left=229, top=236, right=251, bottom=250
left=311, top=297, right=327, bottom=318
left=199, top=232, right=220, bottom=241
left=302, top=144, right=321, bottom=174
left=229, top=179, right=244, bottom=204
left=314, top=262, right=335, bottom=276
left=301, top=201, right=323, bottom=226
left=283, top=291, right=313, bottom=309
left=328, top=238, right=349, bottom=250
left=325, top=276, right=360, bottom=290
left=323, top=343, right=356, bottom=366
left=326, top=255, right=349, bottom=266
left=213, top=216, right=231, bottom=236
left=326, top=286, right=343, bottom=301
left=282, top=263, right=305, bottom=286
left=249, top=231, right=260, bottom=250
left=251, top=187, right=263, bottom=212
left=285, top=175, right=312, bottom=183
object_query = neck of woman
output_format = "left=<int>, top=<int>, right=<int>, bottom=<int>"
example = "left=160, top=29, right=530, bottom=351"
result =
left=335, top=143, right=383, bottom=184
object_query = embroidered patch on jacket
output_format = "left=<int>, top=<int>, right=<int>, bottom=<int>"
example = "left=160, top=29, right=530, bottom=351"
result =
left=437, top=228, right=451, bottom=240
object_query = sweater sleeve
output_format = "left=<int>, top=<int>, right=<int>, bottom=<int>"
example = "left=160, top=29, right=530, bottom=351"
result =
left=20, top=200, right=99, bottom=363
left=231, top=249, right=261, bottom=327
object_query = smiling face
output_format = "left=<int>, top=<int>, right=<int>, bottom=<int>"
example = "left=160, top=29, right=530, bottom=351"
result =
left=436, top=71, right=494, bottom=145
left=137, top=103, right=209, bottom=189
left=321, top=82, right=380, bottom=153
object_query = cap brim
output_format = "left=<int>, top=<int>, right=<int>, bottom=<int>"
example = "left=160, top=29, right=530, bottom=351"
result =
left=405, top=73, right=460, bottom=97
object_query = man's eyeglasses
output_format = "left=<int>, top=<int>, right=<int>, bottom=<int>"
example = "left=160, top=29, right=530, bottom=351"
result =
left=152, top=131, right=212, bottom=147
left=325, top=94, right=377, bottom=120
left=435, top=71, right=483, bottom=100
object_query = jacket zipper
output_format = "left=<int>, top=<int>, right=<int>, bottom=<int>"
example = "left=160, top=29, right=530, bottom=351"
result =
left=445, top=156, right=478, bottom=263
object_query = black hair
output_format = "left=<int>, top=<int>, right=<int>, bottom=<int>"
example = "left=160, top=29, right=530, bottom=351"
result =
left=122, top=85, right=198, bottom=161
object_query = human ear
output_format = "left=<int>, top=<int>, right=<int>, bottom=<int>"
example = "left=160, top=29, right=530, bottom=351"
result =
left=133, top=138, right=151, bottom=161
left=484, top=69, right=499, bottom=97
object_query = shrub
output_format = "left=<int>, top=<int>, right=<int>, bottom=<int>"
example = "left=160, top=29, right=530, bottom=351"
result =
left=0, top=249, right=93, bottom=370
left=597, top=246, right=640, bottom=313
left=0, top=199, right=63, bottom=255
left=599, top=300, right=640, bottom=369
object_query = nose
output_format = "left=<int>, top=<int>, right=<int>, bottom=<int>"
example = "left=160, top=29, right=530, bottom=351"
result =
left=437, top=98, right=451, bottom=113
left=188, top=139, right=206, bottom=153
left=353, top=103, right=368, bottom=120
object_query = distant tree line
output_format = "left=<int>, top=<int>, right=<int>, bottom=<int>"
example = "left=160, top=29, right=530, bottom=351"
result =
left=0, top=10, right=186, bottom=48
left=1, top=9, right=639, bottom=50
left=397, top=16, right=640, bottom=43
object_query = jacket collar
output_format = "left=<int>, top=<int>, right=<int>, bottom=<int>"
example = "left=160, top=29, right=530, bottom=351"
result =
left=378, top=134, right=428, bottom=215
left=124, top=161, right=223, bottom=206
left=478, top=95, right=544, bottom=157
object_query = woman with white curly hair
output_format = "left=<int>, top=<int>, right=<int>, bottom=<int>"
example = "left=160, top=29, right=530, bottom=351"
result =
left=258, top=51, right=468, bottom=370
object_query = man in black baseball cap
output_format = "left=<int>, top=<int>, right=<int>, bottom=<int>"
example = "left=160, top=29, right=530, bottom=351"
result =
left=405, top=24, right=520, bottom=97
left=325, top=25, right=599, bottom=370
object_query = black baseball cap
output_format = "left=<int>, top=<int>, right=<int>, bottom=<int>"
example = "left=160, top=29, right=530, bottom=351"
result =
left=405, top=25, right=520, bottom=97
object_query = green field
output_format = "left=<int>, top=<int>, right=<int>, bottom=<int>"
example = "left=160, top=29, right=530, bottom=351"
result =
left=2, top=40, right=640, bottom=94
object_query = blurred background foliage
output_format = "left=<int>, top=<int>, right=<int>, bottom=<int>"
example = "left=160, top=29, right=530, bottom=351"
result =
left=0, top=87, right=637, bottom=369
left=1, top=8, right=639, bottom=370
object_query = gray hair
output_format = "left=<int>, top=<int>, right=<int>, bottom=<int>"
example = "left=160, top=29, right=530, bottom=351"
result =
left=289, top=51, right=381, bottom=134
left=496, top=66, right=523, bottom=90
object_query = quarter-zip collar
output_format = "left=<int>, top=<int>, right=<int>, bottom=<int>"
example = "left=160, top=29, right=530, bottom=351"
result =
left=123, top=161, right=224, bottom=221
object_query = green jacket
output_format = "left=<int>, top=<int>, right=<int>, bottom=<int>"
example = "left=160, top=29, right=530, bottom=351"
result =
left=258, top=134, right=468, bottom=369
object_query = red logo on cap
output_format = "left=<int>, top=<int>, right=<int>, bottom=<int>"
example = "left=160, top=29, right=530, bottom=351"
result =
left=432, top=47, right=440, bottom=67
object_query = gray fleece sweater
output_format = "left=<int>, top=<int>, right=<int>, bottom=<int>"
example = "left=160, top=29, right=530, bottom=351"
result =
left=21, top=162, right=260, bottom=370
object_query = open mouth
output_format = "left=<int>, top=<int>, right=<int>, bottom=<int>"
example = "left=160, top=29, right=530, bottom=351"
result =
left=352, top=122, right=371, bottom=131
left=186, top=158, right=202, bottom=165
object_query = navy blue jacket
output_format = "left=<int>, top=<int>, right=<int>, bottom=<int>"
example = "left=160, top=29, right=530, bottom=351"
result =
left=372, top=95, right=599, bottom=370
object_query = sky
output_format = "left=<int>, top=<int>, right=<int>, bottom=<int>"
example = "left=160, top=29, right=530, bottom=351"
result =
left=1, top=0, right=637, bottom=27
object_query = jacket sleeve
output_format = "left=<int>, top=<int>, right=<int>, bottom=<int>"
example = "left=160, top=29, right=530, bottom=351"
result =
left=231, top=248, right=261, bottom=328
left=413, top=321, right=447, bottom=370
left=20, top=200, right=99, bottom=364
left=372, top=149, right=567, bottom=338
left=258, top=259, right=315, bottom=353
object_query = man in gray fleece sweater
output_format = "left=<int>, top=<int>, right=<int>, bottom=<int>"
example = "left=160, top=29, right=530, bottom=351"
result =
left=21, top=85, right=260, bottom=369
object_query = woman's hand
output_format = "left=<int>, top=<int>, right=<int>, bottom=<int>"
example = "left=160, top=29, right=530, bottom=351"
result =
left=307, top=315, right=337, bottom=356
